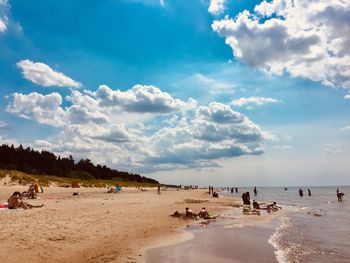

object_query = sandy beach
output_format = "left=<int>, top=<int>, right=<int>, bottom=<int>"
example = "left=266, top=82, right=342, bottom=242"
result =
left=0, top=184, right=236, bottom=263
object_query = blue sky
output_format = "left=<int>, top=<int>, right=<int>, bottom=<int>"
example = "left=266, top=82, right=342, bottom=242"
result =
left=0, top=0, right=349, bottom=186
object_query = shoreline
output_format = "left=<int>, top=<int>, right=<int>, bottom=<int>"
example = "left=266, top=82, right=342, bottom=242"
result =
left=141, top=208, right=280, bottom=263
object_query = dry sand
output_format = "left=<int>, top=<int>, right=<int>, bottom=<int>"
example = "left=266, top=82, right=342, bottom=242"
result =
left=0, top=185, right=234, bottom=263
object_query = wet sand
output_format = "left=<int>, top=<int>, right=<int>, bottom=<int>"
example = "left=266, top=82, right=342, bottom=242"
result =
left=143, top=218, right=278, bottom=263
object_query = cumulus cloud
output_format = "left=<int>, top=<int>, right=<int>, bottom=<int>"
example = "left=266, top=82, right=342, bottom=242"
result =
left=6, top=85, right=272, bottom=172
left=142, top=102, right=271, bottom=170
left=6, top=92, right=65, bottom=127
left=212, top=0, right=350, bottom=95
left=96, top=84, right=193, bottom=113
left=16, top=60, right=81, bottom=88
left=208, top=0, right=226, bottom=15
left=232, top=96, right=280, bottom=106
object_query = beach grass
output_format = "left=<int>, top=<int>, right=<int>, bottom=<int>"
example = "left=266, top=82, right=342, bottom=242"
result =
left=0, top=169, right=159, bottom=188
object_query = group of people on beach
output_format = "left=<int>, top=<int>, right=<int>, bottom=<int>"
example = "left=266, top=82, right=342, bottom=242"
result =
left=7, top=191, right=43, bottom=209
left=299, top=187, right=345, bottom=202
left=3, top=182, right=44, bottom=210
left=298, top=188, right=312, bottom=197
left=171, top=207, right=214, bottom=220
left=242, top=187, right=282, bottom=214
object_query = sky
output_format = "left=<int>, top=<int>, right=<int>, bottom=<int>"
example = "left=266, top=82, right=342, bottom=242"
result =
left=0, top=0, right=349, bottom=186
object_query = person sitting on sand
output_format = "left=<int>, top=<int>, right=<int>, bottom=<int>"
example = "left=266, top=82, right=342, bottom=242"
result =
left=7, top=192, right=43, bottom=210
left=185, top=207, right=196, bottom=218
left=212, top=191, right=219, bottom=198
left=198, top=207, right=210, bottom=219
left=266, top=202, right=282, bottom=212
left=253, top=200, right=260, bottom=210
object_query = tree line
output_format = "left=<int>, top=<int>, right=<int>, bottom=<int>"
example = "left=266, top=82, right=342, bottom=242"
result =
left=0, top=144, right=158, bottom=184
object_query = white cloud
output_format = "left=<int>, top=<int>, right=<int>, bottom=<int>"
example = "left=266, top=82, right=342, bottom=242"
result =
left=340, top=126, right=350, bottom=132
left=6, top=92, right=66, bottom=127
left=208, top=0, right=226, bottom=15
left=0, top=0, right=8, bottom=33
left=16, top=60, right=82, bottom=88
left=232, top=96, right=280, bottom=106
left=196, top=73, right=234, bottom=94
left=0, top=120, right=6, bottom=128
left=345, top=94, right=350, bottom=100
left=274, top=145, right=292, bottom=150
left=0, top=17, right=6, bottom=32
left=96, top=84, right=194, bottom=113
left=6, top=85, right=272, bottom=172
left=212, top=0, right=350, bottom=94
left=324, top=147, right=342, bottom=154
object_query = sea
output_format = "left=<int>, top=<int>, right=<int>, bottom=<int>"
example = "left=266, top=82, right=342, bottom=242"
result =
left=224, top=186, right=350, bottom=263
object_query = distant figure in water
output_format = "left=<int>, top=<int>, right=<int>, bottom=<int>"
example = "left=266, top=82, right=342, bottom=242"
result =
left=284, top=187, right=288, bottom=191
left=242, top=192, right=251, bottom=205
left=253, top=186, right=257, bottom=196
left=299, top=188, right=304, bottom=197
left=337, top=190, right=344, bottom=202
left=235, top=187, right=238, bottom=193
left=308, top=188, right=311, bottom=196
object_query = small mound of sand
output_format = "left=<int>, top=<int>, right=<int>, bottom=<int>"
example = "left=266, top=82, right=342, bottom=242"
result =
left=184, top=199, right=208, bottom=204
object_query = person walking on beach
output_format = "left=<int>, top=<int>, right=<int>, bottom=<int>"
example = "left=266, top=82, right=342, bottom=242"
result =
left=254, top=186, right=257, bottom=196
left=299, top=188, right=304, bottom=197
left=308, top=188, right=311, bottom=196
left=337, top=189, right=344, bottom=202
left=235, top=187, right=238, bottom=193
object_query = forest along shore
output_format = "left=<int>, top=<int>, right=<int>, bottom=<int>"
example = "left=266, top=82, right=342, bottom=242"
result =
left=0, top=186, right=234, bottom=263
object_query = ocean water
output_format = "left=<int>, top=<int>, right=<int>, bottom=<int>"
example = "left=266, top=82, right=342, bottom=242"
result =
left=225, top=186, right=350, bottom=263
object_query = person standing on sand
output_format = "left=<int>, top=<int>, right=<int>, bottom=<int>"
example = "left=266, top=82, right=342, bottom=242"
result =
left=242, top=192, right=251, bottom=205
left=254, top=186, right=257, bottom=196
left=308, top=188, right=311, bottom=196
